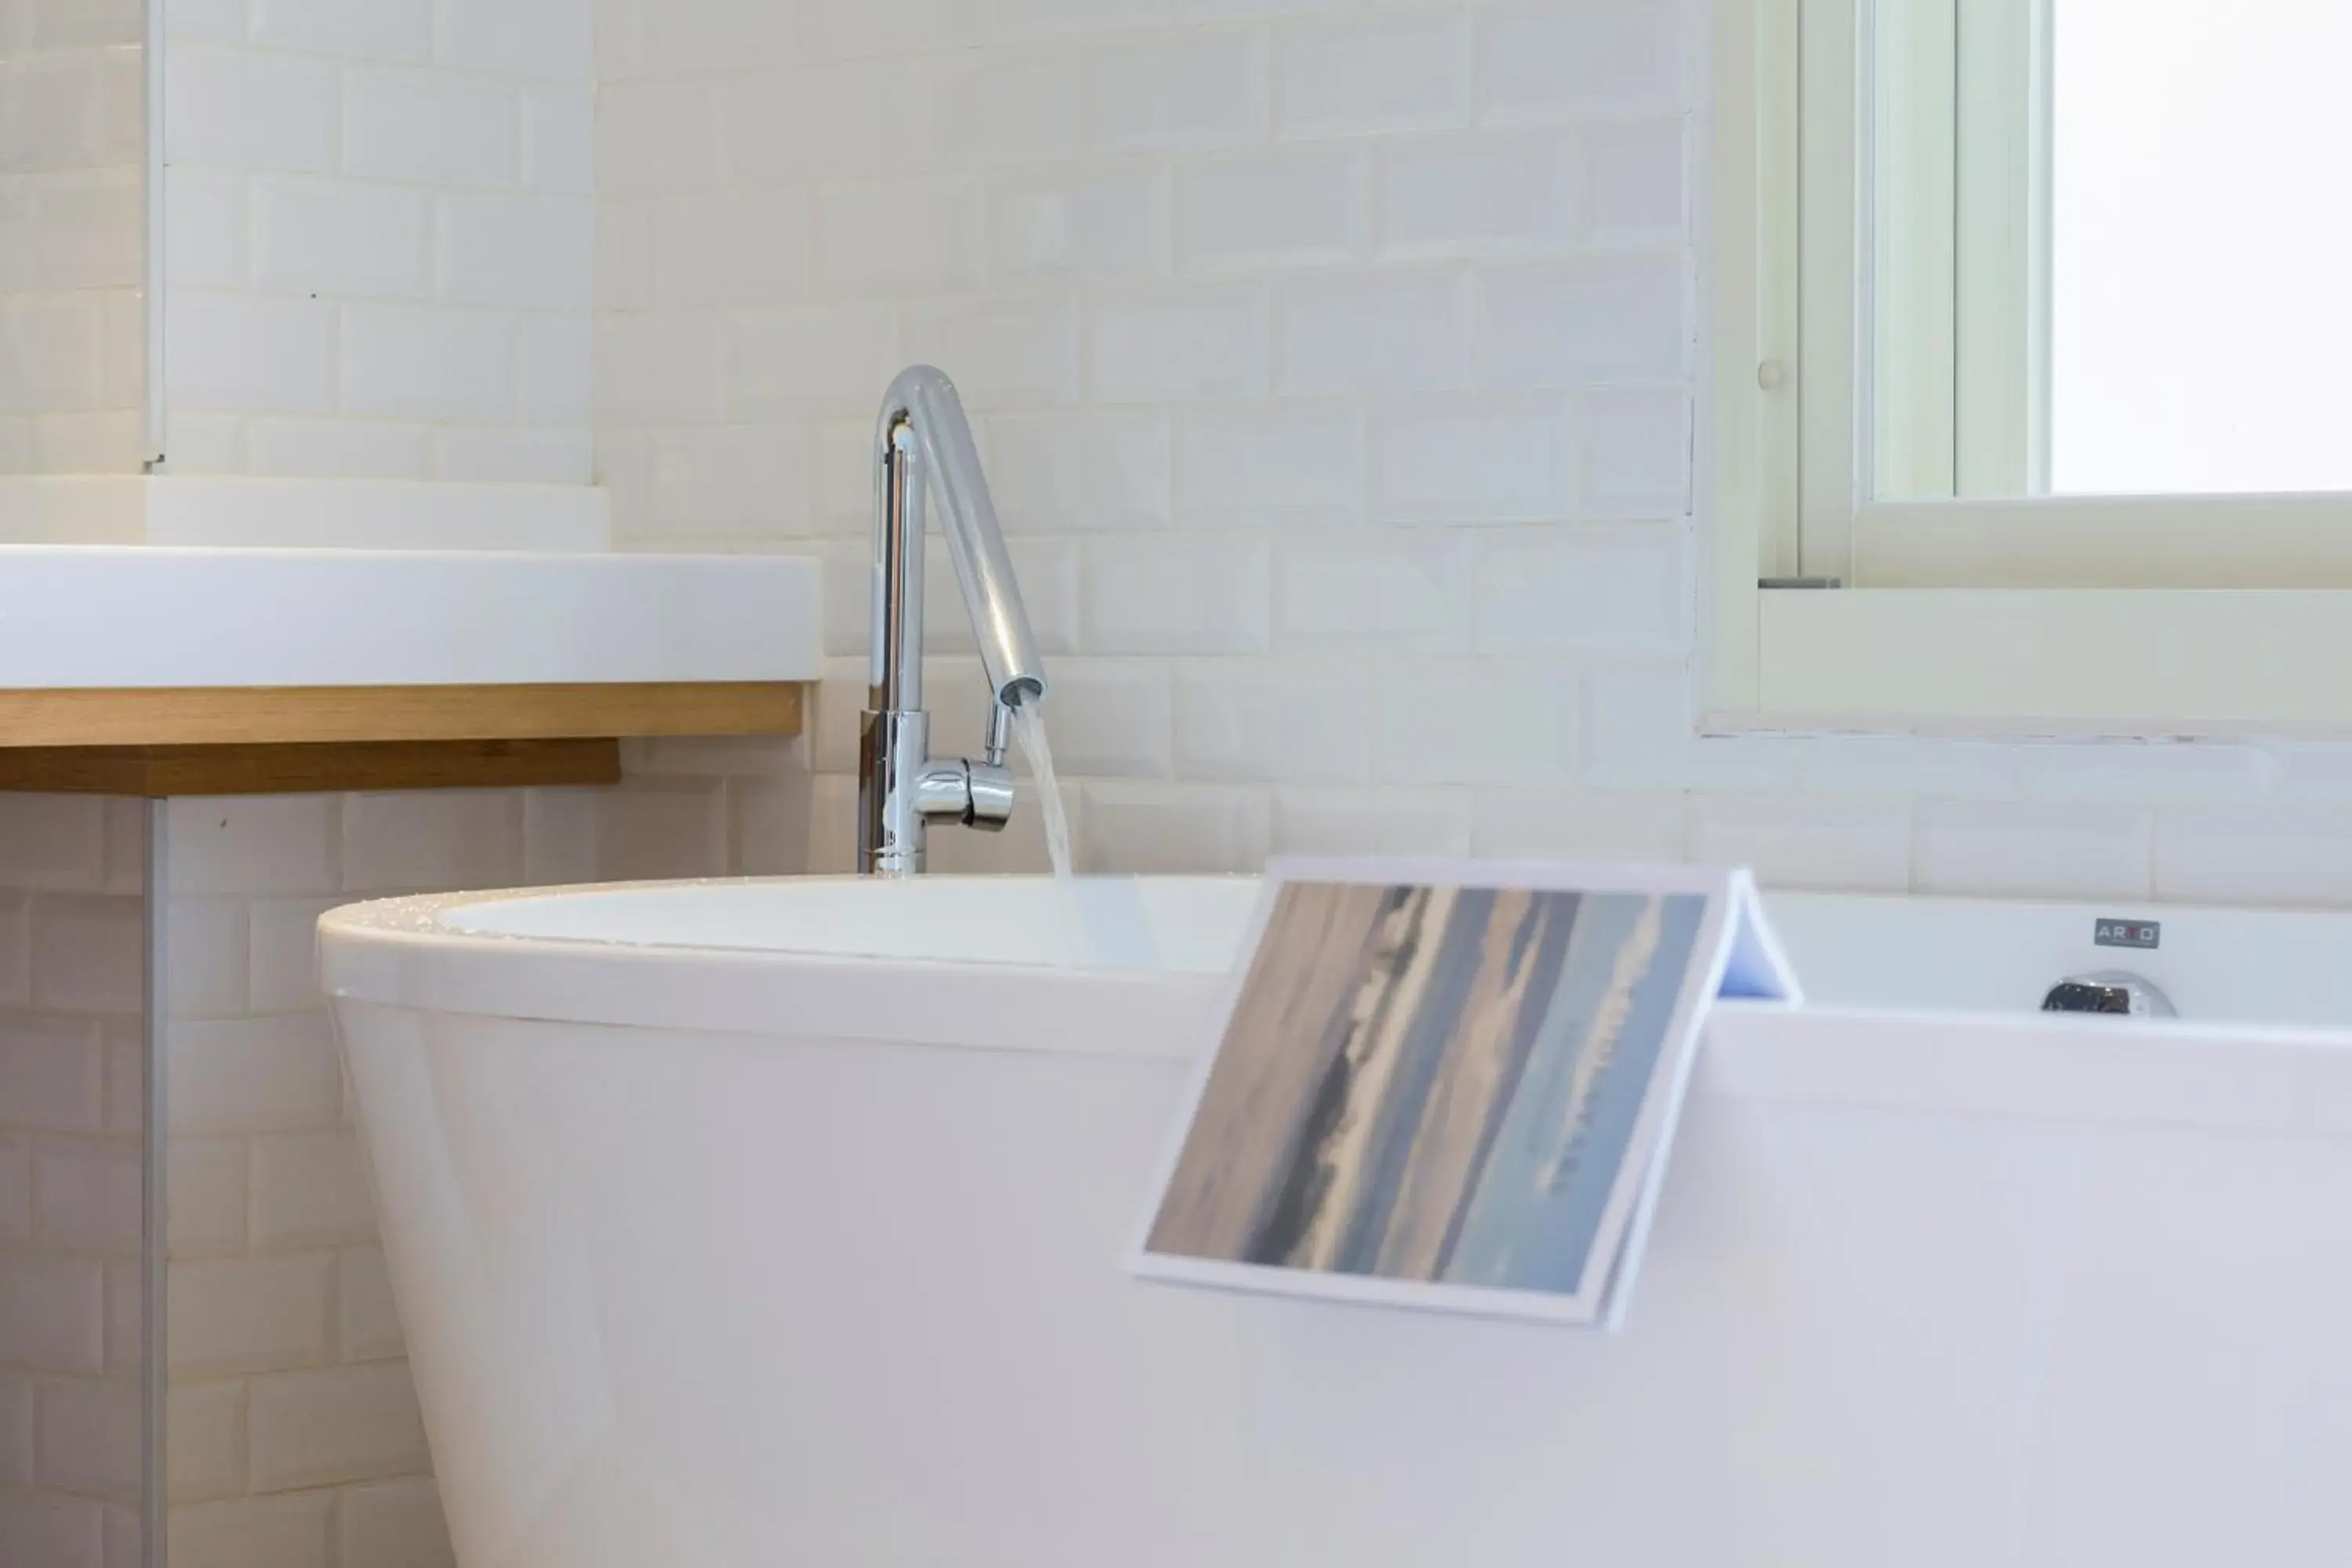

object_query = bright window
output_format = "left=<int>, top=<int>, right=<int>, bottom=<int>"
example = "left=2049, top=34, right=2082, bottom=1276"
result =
left=2053, top=0, right=2352, bottom=496
left=1708, top=0, right=2352, bottom=730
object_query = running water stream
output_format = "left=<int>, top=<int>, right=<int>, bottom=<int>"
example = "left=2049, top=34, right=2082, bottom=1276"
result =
left=1011, top=702, right=1080, bottom=962
left=1012, top=701, right=1075, bottom=885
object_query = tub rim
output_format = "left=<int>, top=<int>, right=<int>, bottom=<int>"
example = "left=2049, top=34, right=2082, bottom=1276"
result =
left=318, top=877, right=2352, bottom=1134
left=318, top=875, right=1254, bottom=1059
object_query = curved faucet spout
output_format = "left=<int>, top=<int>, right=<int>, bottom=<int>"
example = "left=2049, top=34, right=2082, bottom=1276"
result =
left=876, top=366, right=1047, bottom=712
left=861, top=366, right=1050, bottom=877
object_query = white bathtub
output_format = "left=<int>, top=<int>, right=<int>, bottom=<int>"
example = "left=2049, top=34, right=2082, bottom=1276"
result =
left=321, top=878, right=2352, bottom=1568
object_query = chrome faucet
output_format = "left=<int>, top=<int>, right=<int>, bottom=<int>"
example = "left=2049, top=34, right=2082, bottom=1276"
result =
left=860, top=366, right=1047, bottom=877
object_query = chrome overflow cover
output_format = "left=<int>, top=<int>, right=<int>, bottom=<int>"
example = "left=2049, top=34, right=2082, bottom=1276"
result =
left=2042, top=971, right=2176, bottom=1019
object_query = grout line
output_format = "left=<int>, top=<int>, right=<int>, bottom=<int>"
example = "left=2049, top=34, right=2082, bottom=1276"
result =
left=141, top=798, right=168, bottom=1568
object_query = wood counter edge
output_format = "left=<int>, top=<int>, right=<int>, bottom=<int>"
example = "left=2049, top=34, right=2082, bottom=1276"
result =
left=0, top=683, right=806, bottom=795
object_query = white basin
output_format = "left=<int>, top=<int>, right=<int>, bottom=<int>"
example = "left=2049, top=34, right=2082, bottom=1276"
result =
left=0, top=544, right=818, bottom=688
left=0, top=474, right=821, bottom=687
left=322, top=876, right=2352, bottom=1568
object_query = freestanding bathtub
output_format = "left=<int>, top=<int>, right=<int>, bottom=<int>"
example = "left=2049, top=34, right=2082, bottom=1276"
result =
left=321, top=877, right=2352, bottom=1568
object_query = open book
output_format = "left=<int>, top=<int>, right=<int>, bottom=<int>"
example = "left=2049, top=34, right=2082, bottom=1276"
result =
left=1133, top=858, right=1802, bottom=1330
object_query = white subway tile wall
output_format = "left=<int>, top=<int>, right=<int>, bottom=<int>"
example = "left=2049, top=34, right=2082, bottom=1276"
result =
left=0, top=0, right=146, bottom=475
left=595, top=0, right=1709, bottom=873
left=0, top=797, right=147, bottom=1568
left=591, top=0, right=2352, bottom=902
left=159, top=0, right=595, bottom=481
left=159, top=775, right=813, bottom=1568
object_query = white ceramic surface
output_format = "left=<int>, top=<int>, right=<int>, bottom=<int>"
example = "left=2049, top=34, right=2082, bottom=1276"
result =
left=1769, top=889, right=2352, bottom=1028
left=389, top=877, right=2352, bottom=1031
left=321, top=878, right=2352, bottom=1568
left=0, top=474, right=818, bottom=687
left=0, top=543, right=818, bottom=688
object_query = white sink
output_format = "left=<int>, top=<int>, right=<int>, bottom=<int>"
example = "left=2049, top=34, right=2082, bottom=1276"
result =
left=0, top=475, right=820, bottom=688
left=0, top=545, right=819, bottom=688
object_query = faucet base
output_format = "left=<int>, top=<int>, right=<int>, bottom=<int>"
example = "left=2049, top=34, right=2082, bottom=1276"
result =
left=858, top=708, right=931, bottom=877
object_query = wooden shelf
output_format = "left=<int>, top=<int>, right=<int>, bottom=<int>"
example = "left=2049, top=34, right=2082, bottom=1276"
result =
left=0, top=682, right=802, bottom=748
left=0, top=683, right=806, bottom=796
left=0, top=739, right=636, bottom=797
